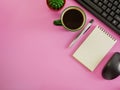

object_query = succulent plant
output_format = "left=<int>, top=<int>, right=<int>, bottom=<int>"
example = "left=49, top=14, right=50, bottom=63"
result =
left=47, top=0, right=65, bottom=10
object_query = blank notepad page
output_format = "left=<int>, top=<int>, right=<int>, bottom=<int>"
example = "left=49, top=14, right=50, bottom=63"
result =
left=73, top=26, right=117, bottom=71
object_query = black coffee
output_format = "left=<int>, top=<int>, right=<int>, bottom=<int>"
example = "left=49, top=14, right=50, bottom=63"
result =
left=63, top=9, right=84, bottom=30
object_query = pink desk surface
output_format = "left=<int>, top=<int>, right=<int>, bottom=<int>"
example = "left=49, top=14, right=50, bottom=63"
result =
left=0, top=0, right=120, bottom=90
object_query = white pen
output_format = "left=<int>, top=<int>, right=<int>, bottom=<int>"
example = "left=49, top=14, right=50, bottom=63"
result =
left=69, top=19, right=94, bottom=48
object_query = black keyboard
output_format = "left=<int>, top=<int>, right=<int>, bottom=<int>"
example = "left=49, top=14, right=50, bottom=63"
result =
left=75, top=0, right=120, bottom=34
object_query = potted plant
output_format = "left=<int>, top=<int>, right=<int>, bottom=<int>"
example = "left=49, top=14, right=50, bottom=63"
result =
left=47, top=0, right=66, bottom=11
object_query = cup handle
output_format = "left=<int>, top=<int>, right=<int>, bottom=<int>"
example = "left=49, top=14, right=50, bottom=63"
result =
left=53, top=20, right=62, bottom=26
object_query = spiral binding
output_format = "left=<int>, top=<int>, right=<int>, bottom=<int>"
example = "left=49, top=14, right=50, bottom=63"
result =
left=97, top=26, right=116, bottom=41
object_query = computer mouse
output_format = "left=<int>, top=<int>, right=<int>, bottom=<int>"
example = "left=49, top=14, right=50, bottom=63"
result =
left=102, top=52, right=120, bottom=80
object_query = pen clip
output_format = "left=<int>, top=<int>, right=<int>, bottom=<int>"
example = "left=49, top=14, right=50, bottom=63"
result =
left=83, top=26, right=90, bottom=34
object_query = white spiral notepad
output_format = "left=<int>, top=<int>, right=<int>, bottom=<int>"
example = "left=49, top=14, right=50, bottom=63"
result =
left=73, top=25, right=117, bottom=71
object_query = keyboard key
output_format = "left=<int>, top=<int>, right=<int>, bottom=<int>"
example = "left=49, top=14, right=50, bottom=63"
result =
left=114, top=15, right=120, bottom=22
left=102, top=5, right=107, bottom=10
left=114, top=1, right=119, bottom=6
left=111, top=6, right=117, bottom=11
left=117, top=24, right=120, bottom=29
left=110, top=0, right=114, bottom=3
left=118, top=4, right=120, bottom=9
left=102, top=12, right=108, bottom=17
left=93, top=0, right=99, bottom=3
left=110, top=11, right=115, bottom=16
left=112, top=20, right=118, bottom=26
left=107, top=16, right=113, bottom=22
left=103, top=0, right=108, bottom=4
left=106, top=8, right=111, bottom=13
left=98, top=2, right=103, bottom=7
left=108, top=3, right=112, bottom=8
left=116, top=9, right=120, bottom=14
